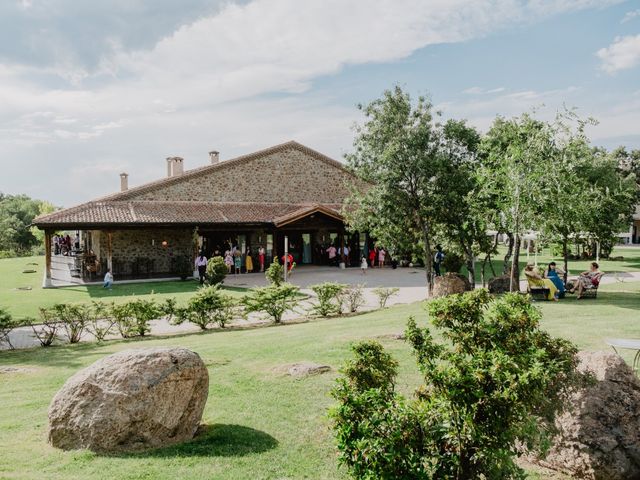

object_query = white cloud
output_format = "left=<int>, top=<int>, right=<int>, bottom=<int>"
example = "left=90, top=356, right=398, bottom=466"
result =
left=622, top=9, right=640, bottom=23
left=463, top=86, right=506, bottom=95
left=597, top=34, right=640, bottom=74
left=0, top=0, right=630, bottom=204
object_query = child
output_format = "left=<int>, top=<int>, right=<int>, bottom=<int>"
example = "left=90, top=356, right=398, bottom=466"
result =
left=245, top=247, right=254, bottom=273
left=103, top=268, right=113, bottom=289
left=360, top=255, right=368, bottom=275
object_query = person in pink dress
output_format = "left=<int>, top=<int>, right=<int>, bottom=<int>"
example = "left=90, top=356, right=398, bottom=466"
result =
left=378, top=247, right=386, bottom=268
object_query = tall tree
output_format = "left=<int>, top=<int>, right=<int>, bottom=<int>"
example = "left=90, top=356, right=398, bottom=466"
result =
left=478, top=114, right=553, bottom=291
left=0, top=194, right=53, bottom=255
left=345, top=87, right=446, bottom=294
left=434, top=119, right=485, bottom=286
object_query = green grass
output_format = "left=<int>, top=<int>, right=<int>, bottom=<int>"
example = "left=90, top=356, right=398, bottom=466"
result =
left=1, top=280, right=639, bottom=479
left=0, top=256, right=247, bottom=319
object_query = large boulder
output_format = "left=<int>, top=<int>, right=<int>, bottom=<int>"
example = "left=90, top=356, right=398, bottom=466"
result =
left=48, top=347, right=209, bottom=452
left=432, top=273, right=472, bottom=298
left=488, top=274, right=511, bottom=294
left=530, top=351, right=640, bottom=480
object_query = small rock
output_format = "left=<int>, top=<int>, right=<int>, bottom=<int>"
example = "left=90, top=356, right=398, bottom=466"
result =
left=48, top=347, right=209, bottom=452
left=284, top=362, right=331, bottom=377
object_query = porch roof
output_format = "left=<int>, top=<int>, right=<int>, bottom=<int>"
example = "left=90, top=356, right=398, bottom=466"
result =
left=33, top=200, right=344, bottom=229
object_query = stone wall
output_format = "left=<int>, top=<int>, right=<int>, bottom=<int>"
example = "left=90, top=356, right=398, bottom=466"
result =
left=97, top=228, right=193, bottom=276
left=126, top=146, right=367, bottom=204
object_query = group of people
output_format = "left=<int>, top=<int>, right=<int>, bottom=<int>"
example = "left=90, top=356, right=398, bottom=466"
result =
left=194, top=246, right=268, bottom=284
left=53, top=233, right=80, bottom=256
left=524, top=261, right=602, bottom=301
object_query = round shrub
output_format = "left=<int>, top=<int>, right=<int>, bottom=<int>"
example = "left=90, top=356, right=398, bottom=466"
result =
left=205, top=256, right=227, bottom=285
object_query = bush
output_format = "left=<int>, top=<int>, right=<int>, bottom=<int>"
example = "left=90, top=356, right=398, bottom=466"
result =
left=331, top=290, right=586, bottom=479
left=30, top=308, right=60, bottom=347
left=205, top=256, right=227, bottom=285
left=441, top=251, right=464, bottom=273
left=172, top=255, right=193, bottom=281
left=265, top=262, right=284, bottom=286
left=310, top=282, right=347, bottom=316
left=111, top=299, right=159, bottom=338
left=86, top=301, right=115, bottom=342
left=243, top=283, right=300, bottom=323
left=50, top=303, right=93, bottom=343
left=341, top=284, right=366, bottom=313
left=0, top=307, right=21, bottom=349
left=372, top=287, right=399, bottom=308
left=175, top=285, right=236, bottom=330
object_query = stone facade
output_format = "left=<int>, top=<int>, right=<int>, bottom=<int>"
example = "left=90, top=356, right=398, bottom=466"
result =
left=122, top=145, right=364, bottom=204
left=96, top=228, right=193, bottom=276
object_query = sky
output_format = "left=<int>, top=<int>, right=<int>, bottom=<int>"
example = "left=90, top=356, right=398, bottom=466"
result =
left=1, top=0, right=639, bottom=207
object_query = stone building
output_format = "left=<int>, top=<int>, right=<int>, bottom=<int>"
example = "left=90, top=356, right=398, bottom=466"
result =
left=33, top=141, right=370, bottom=286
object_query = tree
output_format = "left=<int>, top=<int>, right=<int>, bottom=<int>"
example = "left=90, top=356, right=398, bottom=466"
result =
left=0, top=194, right=53, bottom=256
left=478, top=114, right=553, bottom=291
left=345, top=87, right=448, bottom=294
left=331, top=290, right=587, bottom=479
left=433, top=119, right=485, bottom=286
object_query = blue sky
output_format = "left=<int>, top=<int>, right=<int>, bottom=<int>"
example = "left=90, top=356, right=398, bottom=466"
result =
left=0, top=0, right=639, bottom=206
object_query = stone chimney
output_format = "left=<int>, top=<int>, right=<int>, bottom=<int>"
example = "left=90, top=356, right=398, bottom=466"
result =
left=120, top=172, right=129, bottom=192
left=209, top=150, right=220, bottom=164
left=166, top=156, right=184, bottom=177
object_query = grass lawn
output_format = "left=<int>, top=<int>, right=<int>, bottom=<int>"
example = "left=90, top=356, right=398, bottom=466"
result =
left=1, top=280, right=639, bottom=480
left=0, top=256, right=248, bottom=319
left=462, top=244, right=640, bottom=283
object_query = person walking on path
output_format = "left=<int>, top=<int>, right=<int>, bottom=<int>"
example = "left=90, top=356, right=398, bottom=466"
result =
left=103, top=269, right=113, bottom=289
left=195, top=252, right=208, bottom=285
left=360, top=255, right=368, bottom=275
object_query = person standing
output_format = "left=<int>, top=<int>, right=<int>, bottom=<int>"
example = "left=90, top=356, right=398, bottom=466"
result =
left=281, top=252, right=294, bottom=274
left=433, top=245, right=445, bottom=277
left=378, top=247, right=386, bottom=268
left=224, top=250, right=233, bottom=273
left=326, top=244, right=337, bottom=266
left=343, top=245, right=350, bottom=267
left=234, top=251, right=242, bottom=275
left=245, top=248, right=254, bottom=273
left=103, top=268, right=113, bottom=289
left=368, top=248, right=376, bottom=268
left=53, top=235, right=60, bottom=255
left=195, top=252, right=208, bottom=285
left=258, top=246, right=266, bottom=272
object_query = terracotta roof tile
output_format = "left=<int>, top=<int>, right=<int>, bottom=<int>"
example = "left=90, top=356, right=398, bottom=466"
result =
left=33, top=201, right=343, bottom=228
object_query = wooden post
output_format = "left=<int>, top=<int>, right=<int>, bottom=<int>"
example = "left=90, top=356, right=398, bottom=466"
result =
left=106, top=231, right=113, bottom=272
left=43, top=230, right=53, bottom=288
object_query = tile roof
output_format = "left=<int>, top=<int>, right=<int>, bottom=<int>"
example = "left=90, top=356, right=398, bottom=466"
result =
left=33, top=201, right=344, bottom=228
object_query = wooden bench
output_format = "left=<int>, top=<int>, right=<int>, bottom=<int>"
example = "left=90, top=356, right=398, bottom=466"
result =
left=528, top=286, right=550, bottom=301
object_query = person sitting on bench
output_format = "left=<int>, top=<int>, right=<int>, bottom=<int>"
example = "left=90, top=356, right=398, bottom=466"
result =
left=568, top=262, right=602, bottom=299
left=545, top=262, right=566, bottom=297
left=524, top=263, right=559, bottom=301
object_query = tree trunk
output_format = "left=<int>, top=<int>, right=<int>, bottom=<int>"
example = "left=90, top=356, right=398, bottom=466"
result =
left=503, top=233, right=514, bottom=274
left=464, top=246, right=475, bottom=289
left=418, top=217, right=433, bottom=296
left=562, top=237, right=569, bottom=285
left=510, top=234, right=521, bottom=292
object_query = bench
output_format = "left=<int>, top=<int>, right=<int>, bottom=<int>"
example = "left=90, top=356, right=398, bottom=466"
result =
left=567, top=272, right=604, bottom=299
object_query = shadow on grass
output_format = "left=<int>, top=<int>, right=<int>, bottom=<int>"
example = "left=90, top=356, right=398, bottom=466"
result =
left=114, top=424, right=278, bottom=458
